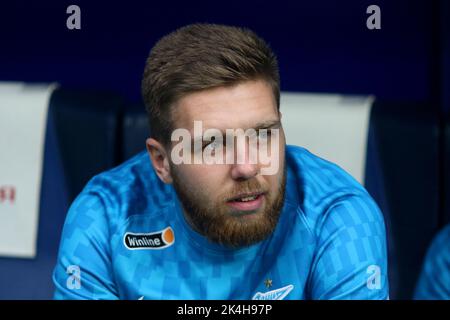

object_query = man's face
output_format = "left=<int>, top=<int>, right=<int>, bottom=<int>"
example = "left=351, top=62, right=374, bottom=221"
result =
left=164, top=80, right=286, bottom=247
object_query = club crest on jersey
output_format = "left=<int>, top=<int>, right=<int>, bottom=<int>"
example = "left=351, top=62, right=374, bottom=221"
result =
left=124, top=226, right=175, bottom=250
left=252, top=284, right=294, bottom=300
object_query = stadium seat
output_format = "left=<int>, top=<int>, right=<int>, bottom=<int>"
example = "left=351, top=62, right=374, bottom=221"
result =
left=0, top=87, right=123, bottom=299
left=444, top=112, right=450, bottom=226
left=120, top=103, right=150, bottom=162
left=365, top=101, right=441, bottom=299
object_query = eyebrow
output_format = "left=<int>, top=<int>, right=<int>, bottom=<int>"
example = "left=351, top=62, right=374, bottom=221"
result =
left=253, top=119, right=281, bottom=131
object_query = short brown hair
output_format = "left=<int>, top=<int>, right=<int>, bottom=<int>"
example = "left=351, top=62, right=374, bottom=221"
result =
left=141, top=23, right=280, bottom=144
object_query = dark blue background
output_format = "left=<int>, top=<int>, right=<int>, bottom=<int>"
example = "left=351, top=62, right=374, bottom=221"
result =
left=0, top=0, right=447, bottom=112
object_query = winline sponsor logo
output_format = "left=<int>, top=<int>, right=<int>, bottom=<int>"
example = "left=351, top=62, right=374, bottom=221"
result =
left=124, top=227, right=175, bottom=250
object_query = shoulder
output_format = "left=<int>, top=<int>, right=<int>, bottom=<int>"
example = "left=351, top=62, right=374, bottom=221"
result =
left=285, top=145, right=375, bottom=213
left=284, top=147, right=388, bottom=299
left=68, top=150, right=172, bottom=233
left=414, top=224, right=450, bottom=299
left=285, top=145, right=384, bottom=236
left=421, top=224, right=450, bottom=273
left=428, top=224, right=450, bottom=256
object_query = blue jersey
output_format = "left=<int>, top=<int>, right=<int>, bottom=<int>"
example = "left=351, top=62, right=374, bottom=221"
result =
left=414, top=224, right=450, bottom=300
left=53, top=145, right=389, bottom=300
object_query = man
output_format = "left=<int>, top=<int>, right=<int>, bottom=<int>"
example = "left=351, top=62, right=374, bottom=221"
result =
left=414, top=224, right=450, bottom=300
left=53, top=23, right=388, bottom=299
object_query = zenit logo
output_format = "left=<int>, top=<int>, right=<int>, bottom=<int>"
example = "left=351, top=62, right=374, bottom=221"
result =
left=124, top=227, right=175, bottom=250
left=252, top=284, right=294, bottom=300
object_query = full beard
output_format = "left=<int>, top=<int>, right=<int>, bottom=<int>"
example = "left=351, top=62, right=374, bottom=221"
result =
left=171, top=164, right=286, bottom=248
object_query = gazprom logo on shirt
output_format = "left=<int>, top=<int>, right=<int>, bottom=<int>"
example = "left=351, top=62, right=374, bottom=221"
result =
left=124, top=227, right=175, bottom=250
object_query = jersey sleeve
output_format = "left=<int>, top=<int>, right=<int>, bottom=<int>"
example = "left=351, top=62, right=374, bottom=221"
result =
left=414, top=224, right=450, bottom=300
left=53, top=190, right=119, bottom=300
left=308, top=193, right=389, bottom=300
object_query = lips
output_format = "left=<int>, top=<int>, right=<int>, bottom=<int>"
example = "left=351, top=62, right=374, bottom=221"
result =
left=226, top=192, right=266, bottom=212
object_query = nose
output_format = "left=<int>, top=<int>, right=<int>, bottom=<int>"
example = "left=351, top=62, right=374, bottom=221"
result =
left=230, top=147, right=259, bottom=180
left=231, top=163, right=259, bottom=181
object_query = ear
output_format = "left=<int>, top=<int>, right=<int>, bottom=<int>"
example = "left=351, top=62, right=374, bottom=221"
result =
left=146, top=138, right=173, bottom=184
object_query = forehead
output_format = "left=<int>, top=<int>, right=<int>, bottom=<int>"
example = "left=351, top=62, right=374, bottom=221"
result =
left=173, top=80, right=278, bottom=130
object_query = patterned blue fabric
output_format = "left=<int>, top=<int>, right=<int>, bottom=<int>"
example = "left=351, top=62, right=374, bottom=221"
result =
left=414, top=224, right=450, bottom=300
left=53, top=145, right=389, bottom=300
